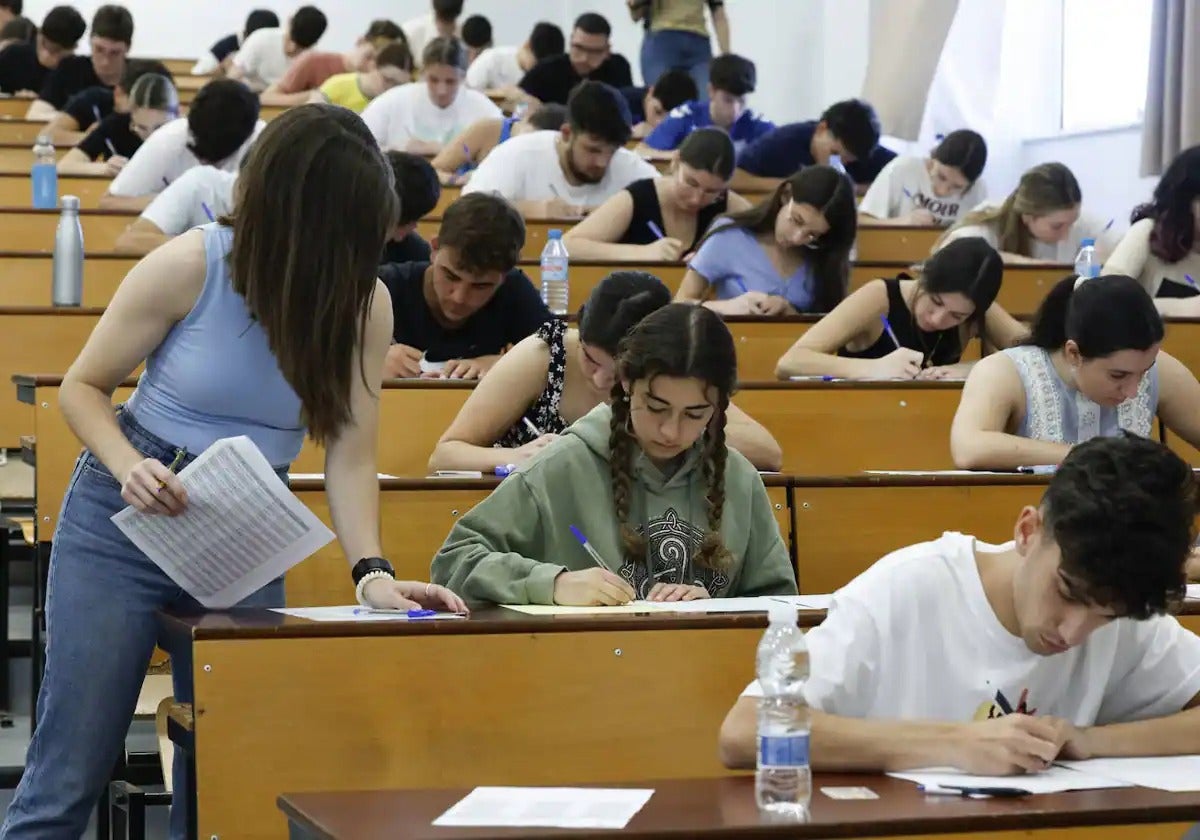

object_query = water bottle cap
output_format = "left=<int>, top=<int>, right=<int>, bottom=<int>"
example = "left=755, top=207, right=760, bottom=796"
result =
left=548, top=229, right=563, bottom=239
left=767, top=601, right=798, bottom=625
left=1081, top=238, right=1095, bottom=247
left=60, top=195, right=80, bottom=210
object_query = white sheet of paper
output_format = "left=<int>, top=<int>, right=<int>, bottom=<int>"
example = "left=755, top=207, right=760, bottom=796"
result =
left=502, top=597, right=812, bottom=616
left=271, top=606, right=467, bottom=622
left=1187, top=584, right=1200, bottom=601
left=112, top=436, right=334, bottom=609
left=501, top=603, right=658, bottom=616
left=1058, top=756, right=1200, bottom=792
left=863, top=470, right=1017, bottom=476
left=432, top=786, right=654, bottom=829
left=287, top=473, right=397, bottom=480
left=889, top=766, right=1132, bottom=795
left=776, top=594, right=835, bottom=611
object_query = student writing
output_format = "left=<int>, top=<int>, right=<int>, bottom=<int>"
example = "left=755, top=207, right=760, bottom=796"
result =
left=950, top=274, right=1200, bottom=470
left=26, top=4, right=132, bottom=121
left=517, top=12, right=632, bottom=106
left=858, top=129, right=988, bottom=227
left=229, top=5, right=327, bottom=93
left=191, top=9, right=279, bottom=77
left=465, top=20, right=563, bottom=99
left=675, top=165, right=858, bottom=315
left=428, top=271, right=783, bottom=473
left=431, top=303, right=798, bottom=605
left=775, top=237, right=1026, bottom=381
left=46, top=57, right=172, bottom=147
left=720, top=435, right=1200, bottom=775
left=403, top=0, right=461, bottom=69
left=430, top=103, right=567, bottom=185
left=56, top=67, right=176, bottom=177
left=0, top=5, right=84, bottom=97
left=261, top=19, right=401, bottom=107
left=309, top=39, right=413, bottom=114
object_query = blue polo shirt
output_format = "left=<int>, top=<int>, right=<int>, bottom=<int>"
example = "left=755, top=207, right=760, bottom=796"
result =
left=736, top=120, right=897, bottom=184
left=644, top=99, right=776, bottom=152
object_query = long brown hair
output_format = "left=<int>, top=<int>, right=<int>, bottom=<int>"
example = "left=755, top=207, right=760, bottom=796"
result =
left=608, top=304, right=738, bottom=573
left=224, top=104, right=398, bottom=443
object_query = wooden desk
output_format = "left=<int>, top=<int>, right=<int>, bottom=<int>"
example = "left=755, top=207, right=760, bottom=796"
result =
left=856, top=225, right=942, bottom=263
left=0, top=251, right=137, bottom=306
left=0, top=207, right=132, bottom=250
left=278, top=775, right=1200, bottom=840
left=0, top=172, right=110, bottom=207
left=160, top=607, right=823, bottom=840
left=0, top=143, right=67, bottom=167
left=852, top=261, right=1072, bottom=314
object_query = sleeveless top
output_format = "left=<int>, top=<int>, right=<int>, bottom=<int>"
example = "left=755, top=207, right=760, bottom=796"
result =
left=838, top=277, right=963, bottom=365
left=496, top=319, right=570, bottom=448
left=125, top=224, right=306, bottom=468
left=1003, top=345, right=1158, bottom=443
left=497, top=116, right=517, bottom=145
left=620, top=178, right=727, bottom=250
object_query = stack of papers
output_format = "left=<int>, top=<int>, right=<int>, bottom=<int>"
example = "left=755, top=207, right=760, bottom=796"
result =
left=1058, top=757, right=1200, bottom=792
left=501, top=595, right=833, bottom=616
left=433, top=787, right=654, bottom=830
left=892, top=755, right=1200, bottom=795
left=271, top=606, right=466, bottom=622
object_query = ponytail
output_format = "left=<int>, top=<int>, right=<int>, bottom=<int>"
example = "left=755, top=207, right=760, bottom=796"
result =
left=1023, top=275, right=1076, bottom=350
left=1024, top=274, right=1163, bottom=357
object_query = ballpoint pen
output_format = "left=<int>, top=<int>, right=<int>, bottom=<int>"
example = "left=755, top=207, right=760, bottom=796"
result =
left=157, top=448, right=187, bottom=490
left=569, top=525, right=613, bottom=572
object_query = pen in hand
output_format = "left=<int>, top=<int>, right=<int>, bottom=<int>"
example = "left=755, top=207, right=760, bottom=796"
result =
left=569, top=525, right=613, bottom=572
left=880, top=315, right=902, bottom=349
left=157, top=448, right=187, bottom=491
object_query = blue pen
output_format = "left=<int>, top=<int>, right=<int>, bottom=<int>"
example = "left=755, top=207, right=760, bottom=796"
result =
left=1186, top=274, right=1197, bottom=290
left=92, top=105, right=102, bottom=125
left=494, top=464, right=517, bottom=477
left=352, top=608, right=438, bottom=617
left=646, top=220, right=665, bottom=240
left=902, top=187, right=914, bottom=200
left=880, top=315, right=902, bottom=349
left=1101, top=218, right=1114, bottom=234
left=201, top=201, right=215, bottom=222
left=454, top=142, right=473, bottom=176
left=569, top=525, right=613, bottom=572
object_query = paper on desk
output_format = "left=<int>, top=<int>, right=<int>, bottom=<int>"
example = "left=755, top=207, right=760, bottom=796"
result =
left=1187, top=584, right=1200, bottom=601
left=502, top=603, right=659, bottom=615
left=777, top=594, right=835, bottom=611
left=287, top=473, right=397, bottom=480
left=864, top=470, right=1019, bottom=476
left=1058, top=756, right=1200, bottom=792
left=502, top=596, right=817, bottom=616
left=271, top=606, right=467, bottom=622
left=112, top=436, right=334, bottom=609
left=433, top=786, right=654, bottom=829
left=889, top=766, right=1132, bottom=795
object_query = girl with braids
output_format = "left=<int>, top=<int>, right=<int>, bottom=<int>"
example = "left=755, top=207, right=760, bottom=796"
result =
left=432, top=303, right=797, bottom=606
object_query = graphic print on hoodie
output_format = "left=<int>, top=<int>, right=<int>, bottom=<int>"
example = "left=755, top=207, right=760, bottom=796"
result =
left=619, top=508, right=730, bottom=598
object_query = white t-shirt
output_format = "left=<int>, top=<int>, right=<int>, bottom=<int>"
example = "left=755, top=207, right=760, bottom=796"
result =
left=462, top=130, right=659, bottom=207
left=742, top=532, right=1200, bottom=728
left=108, top=117, right=265, bottom=198
left=858, top=155, right=987, bottom=227
left=233, top=27, right=291, bottom=92
left=361, top=82, right=502, bottom=150
left=941, top=201, right=1121, bottom=263
left=402, top=13, right=457, bottom=68
left=141, top=167, right=238, bottom=235
left=466, top=46, right=523, bottom=90
left=1103, top=217, right=1200, bottom=297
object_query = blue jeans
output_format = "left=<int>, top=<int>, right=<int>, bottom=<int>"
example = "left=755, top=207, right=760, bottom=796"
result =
left=641, top=29, right=713, bottom=92
left=2, top=408, right=286, bottom=840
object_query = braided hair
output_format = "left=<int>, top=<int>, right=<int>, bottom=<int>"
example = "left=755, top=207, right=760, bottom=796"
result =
left=608, top=304, right=738, bottom=572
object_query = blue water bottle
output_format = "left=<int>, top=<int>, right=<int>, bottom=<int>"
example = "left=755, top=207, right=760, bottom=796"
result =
left=32, top=134, right=57, bottom=210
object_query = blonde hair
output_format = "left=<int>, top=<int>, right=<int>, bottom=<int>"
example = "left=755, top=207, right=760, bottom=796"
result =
left=937, top=162, right=1082, bottom=255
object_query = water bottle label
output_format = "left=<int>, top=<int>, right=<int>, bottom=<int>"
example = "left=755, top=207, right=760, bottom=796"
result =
left=32, top=164, right=57, bottom=210
left=758, top=733, right=809, bottom=767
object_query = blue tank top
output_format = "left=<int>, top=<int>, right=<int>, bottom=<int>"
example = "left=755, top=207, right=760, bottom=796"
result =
left=126, top=224, right=306, bottom=468
left=498, top=116, right=517, bottom=145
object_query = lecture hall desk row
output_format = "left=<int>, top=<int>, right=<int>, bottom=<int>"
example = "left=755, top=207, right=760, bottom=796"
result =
left=0, top=98, right=287, bottom=122
left=159, top=603, right=1200, bottom=840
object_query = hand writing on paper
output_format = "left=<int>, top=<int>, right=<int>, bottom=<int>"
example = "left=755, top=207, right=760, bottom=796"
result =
left=644, top=237, right=684, bottom=263
left=384, top=344, right=423, bottom=378
left=512, top=433, right=560, bottom=463
left=750, top=295, right=793, bottom=317
left=422, top=355, right=501, bottom=381
left=904, top=208, right=937, bottom=226
left=916, top=365, right=958, bottom=381
left=104, top=155, right=130, bottom=176
left=646, top=582, right=710, bottom=602
left=363, top=578, right=469, bottom=613
left=1044, top=717, right=1093, bottom=761
left=120, top=457, right=189, bottom=516
left=953, top=714, right=1067, bottom=775
left=553, top=568, right=637, bottom=606
left=869, top=348, right=924, bottom=380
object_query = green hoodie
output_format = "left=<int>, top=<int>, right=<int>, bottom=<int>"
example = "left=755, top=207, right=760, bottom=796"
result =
left=431, top=403, right=797, bottom=604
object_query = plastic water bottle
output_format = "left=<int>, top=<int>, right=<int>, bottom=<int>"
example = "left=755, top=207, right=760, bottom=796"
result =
left=755, top=601, right=811, bottom=818
left=1074, top=238, right=1099, bottom=281
left=52, top=196, right=83, bottom=306
left=540, top=228, right=569, bottom=315
left=32, top=134, right=57, bottom=209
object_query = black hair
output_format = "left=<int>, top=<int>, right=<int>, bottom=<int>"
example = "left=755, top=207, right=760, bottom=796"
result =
left=187, top=79, right=261, bottom=165
left=819, top=98, right=881, bottom=160
left=386, top=150, right=441, bottom=226
left=678, top=127, right=735, bottom=180
left=363, top=19, right=402, bottom=43
left=41, top=5, right=85, bottom=50
left=1025, top=274, right=1163, bottom=357
left=609, top=304, right=738, bottom=574
left=931, top=129, right=987, bottom=185
left=422, top=36, right=467, bottom=72
left=578, top=271, right=672, bottom=355
left=460, top=15, right=492, bottom=49
left=1042, top=434, right=1197, bottom=619
left=709, top=53, right=756, bottom=96
left=433, top=0, right=464, bottom=22
left=915, top=236, right=1002, bottom=333
left=375, top=40, right=414, bottom=74
left=0, top=1, right=22, bottom=14
left=650, top=68, right=698, bottom=113
left=91, top=4, right=132, bottom=45
left=529, top=21, right=565, bottom=61
left=288, top=6, right=327, bottom=49
left=119, top=58, right=171, bottom=94
left=528, top=102, right=567, bottom=131
left=574, top=12, right=611, bottom=37
left=1131, top=144, right=1200, bottom=264
left=568, top=81, right=632, bottom=147
left=0, top=16, right=35, bottom=44
left=244, top=9, right=279, bottom=38
left=438, top=193, right=525, bottom=274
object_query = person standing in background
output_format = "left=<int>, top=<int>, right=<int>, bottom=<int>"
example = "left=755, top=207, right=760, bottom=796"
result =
left=628, top=0, right=730, bottom=93
left=404, top=0, right=462, bottom=69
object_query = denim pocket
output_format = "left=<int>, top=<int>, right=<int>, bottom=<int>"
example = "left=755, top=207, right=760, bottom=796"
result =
left=79, top=451, right=123, bottom=490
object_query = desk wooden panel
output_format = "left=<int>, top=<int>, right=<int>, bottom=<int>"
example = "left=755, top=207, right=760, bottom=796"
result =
left=174, top=75, right=207, bottom=92
left=278, top=775, right=1200, bottom=840
left=852, top=262, right=1072, bottom=314
left=0, top=208, right=131, bottom=250
left=0, top=172, right=110, bottom=207
left=0, top=252, right=135, bottom=305
left=0, top=144, right=66, bottom=167
left=165, top=608, right=817, bottom=840
left=855, top=225, right=941, bottom=263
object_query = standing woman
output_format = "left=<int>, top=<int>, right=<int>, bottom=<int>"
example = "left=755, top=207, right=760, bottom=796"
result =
left=674, top=164, right=858, bottom=316
left=1, top=104, right=464, bottom=839
left=564, top=127, right=750, bottom=262
left=628, top=0, right=730, bottom=94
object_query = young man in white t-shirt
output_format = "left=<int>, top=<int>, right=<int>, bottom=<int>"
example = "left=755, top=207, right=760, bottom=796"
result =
left=466, top=22, right=564, bottom=99
left=114, top=166, right=239, bottom=254
left=229, top=5, right=327, bottom=93
left=403, top=0, right=461, bottom=69
left=462, top=80, right=658, bottom=218
left=719, top=435, right=1200, bottom=775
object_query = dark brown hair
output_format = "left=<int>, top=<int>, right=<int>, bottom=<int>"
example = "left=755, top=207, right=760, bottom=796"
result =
left=225, top=104, right=398, bottom=443
left=609, top=304, right=738, bottom=574
left=437, top=193, right=525, bottom=273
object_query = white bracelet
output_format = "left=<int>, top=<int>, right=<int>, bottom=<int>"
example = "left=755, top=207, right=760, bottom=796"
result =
left=355, top=569, right=394, bottom=606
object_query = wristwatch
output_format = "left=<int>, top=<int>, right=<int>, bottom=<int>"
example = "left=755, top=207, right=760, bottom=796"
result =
left=351, top=556, right=395, bottom=585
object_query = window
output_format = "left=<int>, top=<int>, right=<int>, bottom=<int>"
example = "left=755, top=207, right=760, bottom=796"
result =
left=1060, top=0, right=1153, bottom=132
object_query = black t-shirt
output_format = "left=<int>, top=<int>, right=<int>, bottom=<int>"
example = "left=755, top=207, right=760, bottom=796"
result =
left=381, top=231, right=432, bottom=265
left=623, top=177, right=726, bottom=251
left=518, top=53, right=634, bottom=105
left=77, top=112, right=141, bottom=161
left=64, top=86, right=115, bottom=132
left=40, top=55, right=105, bottom=109
left=210, top=33, right=240, bottom=62
left=0, top=42, right=48, bottom=94
left=379, top=261, right=552, bottom=362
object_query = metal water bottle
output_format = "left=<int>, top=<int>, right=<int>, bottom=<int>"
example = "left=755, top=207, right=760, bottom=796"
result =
left=52, top=195, right=83, bottom=306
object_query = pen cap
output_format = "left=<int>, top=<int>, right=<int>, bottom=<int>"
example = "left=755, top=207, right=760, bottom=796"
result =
left=766, top=601, right=798, bottom=626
